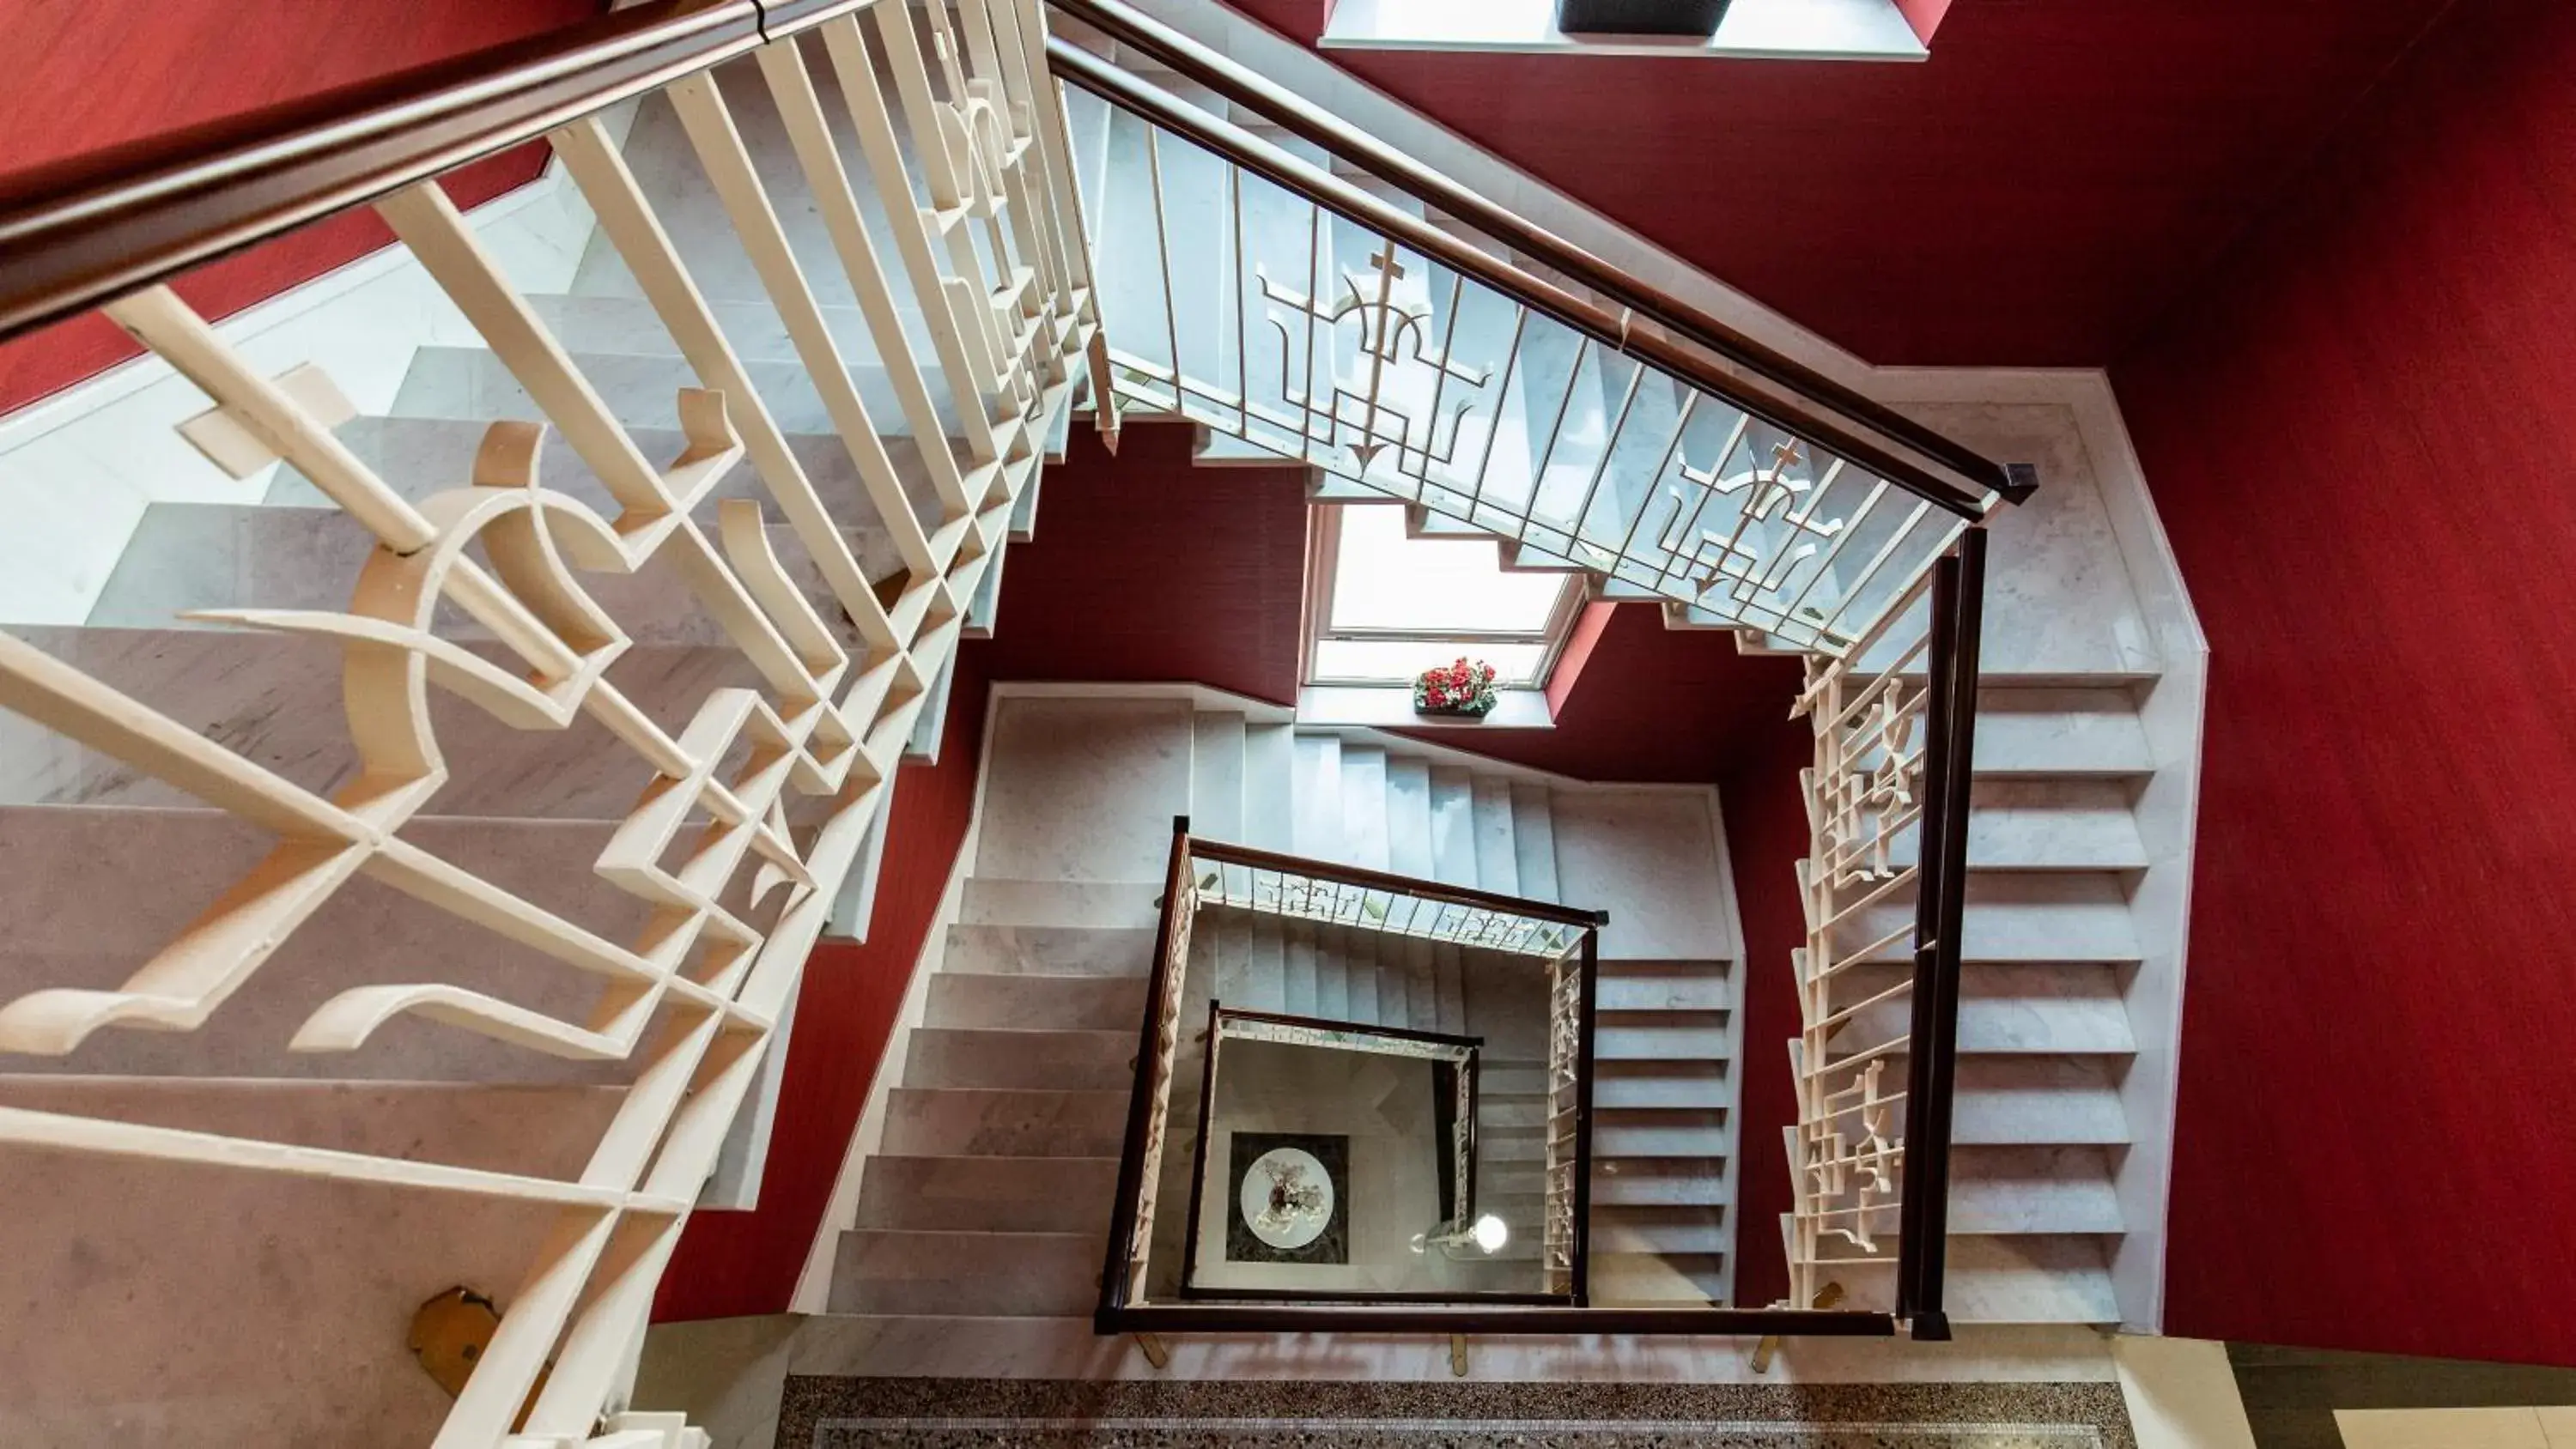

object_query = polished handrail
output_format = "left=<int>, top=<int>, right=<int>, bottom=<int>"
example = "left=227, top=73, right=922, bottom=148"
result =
left=1188, top=834, right=1610, bottom=931
left=1893, top=526, right=1985, bottom=1341
left=1097, top=813, right=1196, bottom=1329
left=0, top=0, right=768, bottom=342
left=1044, top=0, right=2028, bottom=511
left=1045, top=40, right=1993, bottom=522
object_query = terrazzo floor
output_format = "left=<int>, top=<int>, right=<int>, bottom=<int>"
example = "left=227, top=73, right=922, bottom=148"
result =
left=779, top=1378, right=2136, bottom=1448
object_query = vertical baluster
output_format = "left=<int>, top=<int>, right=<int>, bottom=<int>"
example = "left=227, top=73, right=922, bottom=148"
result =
left=1466, top=307, right=1530, bottom=530
left=1562, top=360, right=1645, bottom=561
left=1003, top=0, right=1097, bottom=312
left=1651, top=413, right=1753, bottom=596
left=664, top=70, right=942, bottom=583
left=548, top=117, right=902, bottom=657
left=1414, top=270, right=1467, bottom=485
left=1518, top=336, right=1590, bottom=541
left=755, top=38, right=979, bottom=530
left=1608, top=390, right=1698, bottom=586
left=1230, top=160, right=1249, bottom=438
left=1298, top=202, right=1323, bottom=462
left=1142, top=127, right=1185, bottom=413
left=875, top=2, right=1024, bottom=422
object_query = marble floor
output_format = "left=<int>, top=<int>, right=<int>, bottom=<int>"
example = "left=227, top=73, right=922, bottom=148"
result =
left=778, top=1377, right=2135, bottom=1448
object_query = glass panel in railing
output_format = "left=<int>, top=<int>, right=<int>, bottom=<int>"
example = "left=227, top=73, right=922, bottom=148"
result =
left=1091, top=105, right=1187, bottom=410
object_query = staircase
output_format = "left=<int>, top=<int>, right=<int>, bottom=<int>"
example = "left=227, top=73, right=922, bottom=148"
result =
left=825, top=692, right=1747, bottom=1325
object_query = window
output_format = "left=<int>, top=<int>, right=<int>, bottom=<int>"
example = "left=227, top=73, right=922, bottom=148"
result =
left=1317, top=0, right=1929, bottom=61
left=1306, top=505, right=1584, bottom=688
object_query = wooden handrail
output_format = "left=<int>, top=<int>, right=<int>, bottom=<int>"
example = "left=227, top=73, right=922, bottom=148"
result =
left=1188, top=834, right=1609, bottom=930
left=1893, top=525, right=1985, bottom=1341
left=1043, top=0, right=2030, bottom=512
left=0, top=0, right=764, bottom=343
left=1044, top=39, right=1995, bottom=522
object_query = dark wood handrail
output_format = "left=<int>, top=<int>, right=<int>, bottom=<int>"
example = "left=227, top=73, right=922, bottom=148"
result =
left=1188, top=834, right=1609, bottom=931
left=1044, top=39, right=1992, bottom=522
left=1893, top=525, right=1985, bottom=1342
left=0, top=0, right=766, bottom=343
left=1044, top=0, right=2030, bottom=511
left=1097, top=813, right=1194, bottom=1329
left=1214, top=1004, right=1483, bottom=1054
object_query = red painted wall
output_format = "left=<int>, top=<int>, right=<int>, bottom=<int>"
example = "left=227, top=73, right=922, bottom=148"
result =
left=0, top=0, right=601, bottom=412
left=2114, top=0, right=2576, bottom=1364
left=654, top=646, right=993, bottom=1321
left=1716, top=706, right=1814, bottom=1309
left=1224, top=0, right=2451, bottom=366
left=978, top=424, right=1315, bottom=703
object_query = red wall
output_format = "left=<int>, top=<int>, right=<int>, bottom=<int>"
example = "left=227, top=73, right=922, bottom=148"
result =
left=2114, top=0, right=2576, bottom=1364
left=0, top=0, right=600, bottom=412
left=654, top=646, right=993, bottom=1321
left=978, top=423, right=1315, bottom=703
left=1716, top=706, right=1815, bottom=1309
left=1224, top=0, right=2451, bottom=366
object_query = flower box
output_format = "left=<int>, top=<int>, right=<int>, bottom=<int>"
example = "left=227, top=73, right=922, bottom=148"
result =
left=1413, top=658, right=1500, bottom=719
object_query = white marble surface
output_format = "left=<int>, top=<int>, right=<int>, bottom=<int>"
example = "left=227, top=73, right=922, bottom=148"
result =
left=1548, top=786, right=1732, bottom=961
left=1470, top=774, right=1521, bottom=894
left=1336, top=743, right=1392, bottom=870
left=0, top=155, right=611, bottom=627
left=1188, top=711, right=1247, bottom=844
left=0, top=1078, right=620, bottom=1446
left=974, top=697, right=1193, bottom=882
left=1241, top=722, right=1297, bottom=852
left=1425, top=764, right=1478, bottom=886
left=1289, top=732, right=1343, bottom=858
left=1382, top=755, right=1434, bottom=876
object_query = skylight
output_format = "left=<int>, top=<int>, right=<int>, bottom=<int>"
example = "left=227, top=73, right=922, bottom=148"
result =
left=1309, top=506, right=1578, bottom=688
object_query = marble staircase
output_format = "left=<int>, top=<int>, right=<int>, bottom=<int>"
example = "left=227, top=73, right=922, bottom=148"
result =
left=822, top=691, right=1747, bottom=1334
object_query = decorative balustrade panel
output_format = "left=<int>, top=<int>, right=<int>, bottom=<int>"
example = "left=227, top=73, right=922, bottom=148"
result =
left=1063, top=94, right=1979, bottom=654
left=0, top=0, right=1100, bottom=1441
left=1783, top=561, right=1953, bottom=1314
left=1193, top=854, right=1588, bottom=957
left=1543, top=946, right=1586, bottom=1296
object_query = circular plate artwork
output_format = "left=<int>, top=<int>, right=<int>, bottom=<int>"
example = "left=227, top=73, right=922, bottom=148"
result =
left=1224, top=1131, right=1349, bottom=1264
left=1239, top=1146, right=1334, bottom=1251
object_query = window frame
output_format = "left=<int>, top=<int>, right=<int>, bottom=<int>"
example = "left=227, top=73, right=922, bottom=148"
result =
left=1302, top=504, right=1589, bottom=690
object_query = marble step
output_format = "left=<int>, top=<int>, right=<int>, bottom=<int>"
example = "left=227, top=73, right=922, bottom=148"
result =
left=927, top=972, right=1149, bottom=1031
left=1972, top=688, right=2154, bottom=778
left=1948, top=1146, right=2125, bottom=1234
left=277, top=413, right=941, bottom=552
left=1338, top=743, right=1392, bottom=871
left=939, top=925, right=1157, bottom=979
left=1595, top=1016, right=1730, bottom=1062
left=1832, top=872, right=2141, bottom=965
left=1215, top=912, right=1289, bottom=1015
left=1510, top=782, right=1561, bottom=901
left=957, top=878, right=1163, bottom=930
left=854, top=1155, right=1119, bottom=1234
left=1471, top=775, right=1521, bottom=895
left=1242, top=723, right=1297, bottom=853
left=523, top=291, right=924, bottom=373
left=1888, top=780, right=2148, bottom=872
left=1595, top=962, right=1732, bottom=1013
left=0, top=626, right=785, bottom=819
left=0, top=804, right=635, bottom=1083
left=1189, top=712, right=1248, bottom=845
left=898, top=1027, right=1134, bottom=1090
left=1426, top=766, right=1478, bottom=888
left=830, top=1229, right=1099, bottom=1316
left=1400, top=937, right=1438, bottom=1033
left=1372, top=931, right=1413, bottom=1032
left=1479, top=1061, right=1548, bottom=1098
left=1479, top=1126, right=1546, bottom=1163
left=1282, top=920, right=1321, bottom=1016
left=1827, top=962, right=2136, bottom=1056
left=1592, top=1062, right=1730, bottom=1111
left=1951, top=1056, right=2130, bottom=1145
left=1432, top=943, right=1466, bottom=1035
left=392, top=343, right=960, bottom=446
left=1346, top=930, right=1382, bottom=1025
left=1590, top=1206, right=1731, bottom=1257
left=1474, top=1097, right=1551, bottom=1131
left=1589, top=1158, right=1727, bottom=1208
left=1835, top=1234, right=2120, bottom=1325
left=879, top=1087, right=1129, bottom=1157
left=1384, top=757, right=1435, bottom=877
left=1593, top=1110, right=1728, bottom=1158
left=1289, top=734, right=1343, bottom=858
left=1589, top=1252, right=1727, bottom=1305
left=86, top=500, right=886, bottom=653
